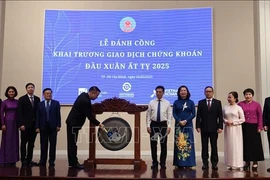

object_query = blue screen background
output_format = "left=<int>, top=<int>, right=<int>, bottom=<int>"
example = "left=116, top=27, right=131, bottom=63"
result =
left=42, top=8, right=213, bottom=105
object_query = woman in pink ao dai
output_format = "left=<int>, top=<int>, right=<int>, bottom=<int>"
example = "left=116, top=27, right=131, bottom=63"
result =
left=223, top=91, right=245, bottom=170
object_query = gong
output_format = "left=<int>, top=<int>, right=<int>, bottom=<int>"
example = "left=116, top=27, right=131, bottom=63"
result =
left=98, top=117, right=132, bottom=151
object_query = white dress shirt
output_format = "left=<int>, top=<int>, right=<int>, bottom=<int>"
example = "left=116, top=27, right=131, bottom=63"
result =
left=27, top=94, right=34, bottom=100
left=45, top=100, right=51, bottom=108
left=146, top=98, right=172, bottom=128
left=206, top=98, right=213, bottom=107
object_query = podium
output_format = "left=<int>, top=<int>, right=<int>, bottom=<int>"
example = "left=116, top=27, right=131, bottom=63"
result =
left=84, top=97, right=148, bottom=170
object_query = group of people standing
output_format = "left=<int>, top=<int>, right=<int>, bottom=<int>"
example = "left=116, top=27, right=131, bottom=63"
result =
left=146, top=85, right=269, bottom=172
left=0, top=82, right=269, bottom=172
left=0, top=83, right=61, bottom=167
left=0, top=84, right=104, bottom=169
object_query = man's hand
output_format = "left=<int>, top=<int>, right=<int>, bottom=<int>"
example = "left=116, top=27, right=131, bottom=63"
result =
left=147, top=127, right=151, bottom=134
left=36, top=129, right=40, bottom=133
left=196, top=128, right=201, bottom=133
left=99, top=123, right=105, bottom=130
left=264, top=126, right=268, bottom=131
left=258, top=129, right=262, bottom=133
left=57, top=127, right=60, bottom=132
left=20, top=126, right=25, bottom=131
left=167, top=127, right=171, bottom=134
left=217, top=128, right=222, bottom=133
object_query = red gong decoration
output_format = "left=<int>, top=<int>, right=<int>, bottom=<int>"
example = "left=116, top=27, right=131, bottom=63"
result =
left=84, top=97, right=148, bottom=170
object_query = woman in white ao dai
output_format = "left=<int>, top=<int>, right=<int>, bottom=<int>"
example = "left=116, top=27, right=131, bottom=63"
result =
left=223, top=91, right=245, bottom=170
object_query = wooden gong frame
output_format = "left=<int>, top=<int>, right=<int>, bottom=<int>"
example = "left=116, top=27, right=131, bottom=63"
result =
left=84, top=97, right=148, bottom=170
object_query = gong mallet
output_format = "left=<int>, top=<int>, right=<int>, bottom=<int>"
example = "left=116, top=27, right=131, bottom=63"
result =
left=101, top=127, right=113, bottom=138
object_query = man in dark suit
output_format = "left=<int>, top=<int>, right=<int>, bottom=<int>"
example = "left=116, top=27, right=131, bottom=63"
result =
left=263, top=96, right=270, bottom=172
left=66, top=86, right=104, bottom=169
left=18, top=83, right=41, bottom=166
left=196, top=86, right=223, bottom=170
left=36, top=88, right=61, bottom=167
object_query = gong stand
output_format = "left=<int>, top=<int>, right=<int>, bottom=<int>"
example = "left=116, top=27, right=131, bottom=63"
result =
left=84, top=97, right=148, bottom=170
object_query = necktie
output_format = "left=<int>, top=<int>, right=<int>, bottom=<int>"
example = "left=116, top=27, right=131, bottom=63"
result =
left=30, top=96, right=34, bottom=107
left=157, top=100, right=161, bottom=122
left=207, top=100, right=211, bottom=110
left=46, top=101, right=50, bottom=121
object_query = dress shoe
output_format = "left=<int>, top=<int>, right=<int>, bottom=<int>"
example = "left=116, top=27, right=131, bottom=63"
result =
left=243, top=164, right=250, bottom=171
left=38, top=162, right=46, bottom=166
left=267, top=167, right=270, bottom=172
left=22, top=161, right=28, bottom=167
left=151, top=164, right=158, bottom=169
left=70, top=163, right=84, bottom=169
left=151, top=161, right=158, bottom=169
left=211, top=170, right=219, bottom=178
left=49, top=163, right=55, bottom=167
left=202, top=165, right=209, bottom=170
left=28, top=161, right=39, bottom=166
left=212, top=166, right=218, bottom=170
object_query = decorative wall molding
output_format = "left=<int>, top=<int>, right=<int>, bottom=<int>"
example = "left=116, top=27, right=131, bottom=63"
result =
left=257, top=0, right=270, bottom=157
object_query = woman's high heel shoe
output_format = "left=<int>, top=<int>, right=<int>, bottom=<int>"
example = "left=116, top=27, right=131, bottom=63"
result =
left=252, top=164, right=258, bottom=171
left=243, top=164, right=250, bottom=171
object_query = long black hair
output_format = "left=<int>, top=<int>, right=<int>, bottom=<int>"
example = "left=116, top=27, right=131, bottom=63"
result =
left=177, top=85, right=191, bottom=100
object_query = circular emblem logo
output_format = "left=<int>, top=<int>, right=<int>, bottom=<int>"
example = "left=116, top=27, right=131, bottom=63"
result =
left=122, top=82, right=131, bottom=92
left=120, top=17, right=136, bottom=33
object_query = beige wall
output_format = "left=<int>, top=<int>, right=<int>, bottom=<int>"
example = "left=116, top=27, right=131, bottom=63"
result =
left=0, top=1, right=259, bottom=156
left=0, top=0, right=5, bottom=88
